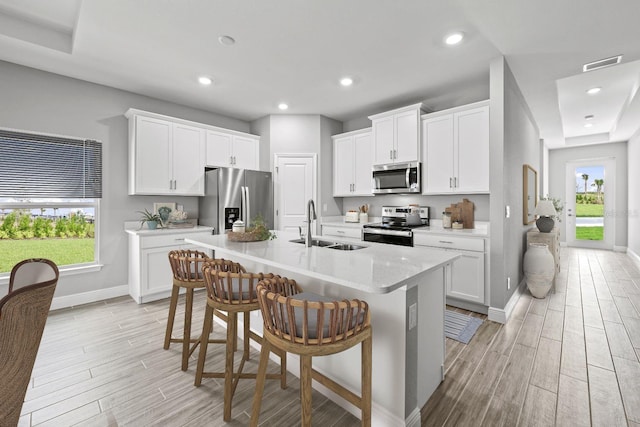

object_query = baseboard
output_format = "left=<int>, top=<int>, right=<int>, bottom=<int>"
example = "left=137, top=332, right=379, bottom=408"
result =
left=488, top=279, right=525, bottom=324
left=628, top=248, right=640, bottom=271
left=50, top=285, right=129, bottom=311
left=614, top=245, right=627, bottom=253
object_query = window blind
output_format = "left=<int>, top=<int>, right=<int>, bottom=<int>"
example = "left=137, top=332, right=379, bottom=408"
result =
left=0, top=129, right=102, bottom=198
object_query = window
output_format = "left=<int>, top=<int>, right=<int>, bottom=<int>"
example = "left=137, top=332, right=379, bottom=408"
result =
left=0, top=128, right=102, bottom=276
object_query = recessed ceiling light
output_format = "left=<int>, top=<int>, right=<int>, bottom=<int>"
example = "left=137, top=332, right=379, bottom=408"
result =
left=586, top=87, right=601, bottom=95
left=584, top=114, right=594, bottom=120
left=584, top=123, right=594, bottom=128
left=218, top=35, right=235, bottom=46
left=444, top=32, right=464, bottom=45
left=278, top=103, right=288, bottom=110
left=198, top=76, right=213, bottom=86
left=340, top=77, right=353, bottom=87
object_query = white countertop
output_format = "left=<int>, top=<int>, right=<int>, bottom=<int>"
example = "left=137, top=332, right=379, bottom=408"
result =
left=125, top=224, right=214, bottom=236
left=185, top=231, right=458, bottom=294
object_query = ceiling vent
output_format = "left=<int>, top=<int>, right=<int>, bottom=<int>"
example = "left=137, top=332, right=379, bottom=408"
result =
left=583, top=55, right=622, bottom=72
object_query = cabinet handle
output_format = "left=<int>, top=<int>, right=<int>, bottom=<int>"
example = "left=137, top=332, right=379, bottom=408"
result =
left=393, top=149, right=397, bottom=159
left=174, top=238, right=185, bottom=242
left=454, top=177, right=457, bottom=188
left=233, top=156, right=236, bottom=165
left=438, top=240, right=454, bottom=244
left=449, top=177, right=453, bottom=188
left=337, top=230, right=345, bottom=234
left=390, top=150, right=393, bottom=160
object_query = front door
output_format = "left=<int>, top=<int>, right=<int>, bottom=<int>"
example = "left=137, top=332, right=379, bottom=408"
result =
left=274, top=154, right=316, bottom=233
left=565, top=158, right=615, bottom=249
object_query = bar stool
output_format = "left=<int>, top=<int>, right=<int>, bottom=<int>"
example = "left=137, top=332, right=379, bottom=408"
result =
left=164, top=250, right=244, bottom=371
left=251, top=277, right=372, bottom=427
left=195, top=267, right=287, bottom=422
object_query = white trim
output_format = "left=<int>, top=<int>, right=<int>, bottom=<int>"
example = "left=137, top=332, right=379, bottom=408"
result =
left=613, top=245, right=627, bottom=253
left=0, top=263, right=103, bottom=286
left=488, top=279, right=526, bottom=324
left=273, top=153, right=317, bottom=232
left=49, top=285, right=128, bottom=311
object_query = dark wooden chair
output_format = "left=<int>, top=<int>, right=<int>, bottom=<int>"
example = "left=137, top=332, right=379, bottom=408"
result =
left=0, top=259, right=59, bottom=426
left=251, top=276, right=372, bottom=427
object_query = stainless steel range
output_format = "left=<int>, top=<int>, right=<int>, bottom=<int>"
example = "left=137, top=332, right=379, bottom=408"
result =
left=362, top=206, right=429, bottom=246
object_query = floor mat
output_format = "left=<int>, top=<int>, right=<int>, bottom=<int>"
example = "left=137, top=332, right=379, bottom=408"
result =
left=444, top=309, right=483, bottom=344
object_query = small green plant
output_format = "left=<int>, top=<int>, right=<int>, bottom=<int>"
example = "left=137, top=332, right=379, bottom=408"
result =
left=249, top=214, right=276, bottom=240
left=138, top=209, right=161, bottom=227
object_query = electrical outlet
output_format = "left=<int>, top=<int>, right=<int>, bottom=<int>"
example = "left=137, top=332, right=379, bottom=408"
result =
left=408, top=303, right=417, bottom=330
left=505, top=205, right=510, bottom=218
left=507, top=276, right=511, bottom=290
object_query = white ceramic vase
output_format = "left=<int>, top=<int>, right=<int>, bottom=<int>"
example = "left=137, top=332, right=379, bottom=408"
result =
left=523, top=243, right=555, bottom=298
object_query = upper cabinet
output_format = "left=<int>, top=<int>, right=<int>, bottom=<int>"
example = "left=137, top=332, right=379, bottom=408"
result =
left=369, top=103, right=422, bottom=165
left=332, top=128, right=373, bottom=197
left=422, top=101, right=490, bottom=194
left=126, top=109, right=261, bottom=196
left=127, top=112, right=205, bottom=196
left=205, top=130, right=259, bottom=170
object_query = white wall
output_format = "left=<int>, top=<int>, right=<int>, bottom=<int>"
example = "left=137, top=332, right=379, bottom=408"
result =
left=628, top=132, right=640, bottom=260
left=0, top=60, right=251, bottom=298
left=548, top=142, right=628, bottom=248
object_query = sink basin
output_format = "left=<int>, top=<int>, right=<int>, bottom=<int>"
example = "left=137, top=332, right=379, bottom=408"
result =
left=326, top=243, right=365, bottom=251
left=289, top=239, right=365, bottom=250
left=289, top=238, right=335, bottom=247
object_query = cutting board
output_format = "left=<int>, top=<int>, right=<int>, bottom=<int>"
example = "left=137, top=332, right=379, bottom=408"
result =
left=446, top=199, right=475, bottom=229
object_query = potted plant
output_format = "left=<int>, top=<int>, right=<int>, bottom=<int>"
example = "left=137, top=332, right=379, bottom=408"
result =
left=138, top=209, right=161, bottom=230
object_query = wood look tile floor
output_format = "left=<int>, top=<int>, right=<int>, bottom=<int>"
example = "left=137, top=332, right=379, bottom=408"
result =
left=17, top=247, right=640, bottom=426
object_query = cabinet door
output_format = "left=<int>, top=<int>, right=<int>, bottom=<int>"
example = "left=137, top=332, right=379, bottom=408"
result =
left=423, top=115, right=454, bottom=194
left=372, top=116, right=394, bottom=165
left=394, top=109, right=419, bottom=163
left=333, top=136, right=355, bottom=196
left=448, top=251, right=485, bottom=304
left=455, top=106, right=489, bottom=193
left=352, top=132, right=373, bottom=196
left=141, top=246, right=174, bottom=299
left=205, top=130, right=232, bottom=167
left=173, top=124, right=205, bottom=195
left=232, top=135, right=259, bottom=170
left=134, top=115, right=172, bottom=194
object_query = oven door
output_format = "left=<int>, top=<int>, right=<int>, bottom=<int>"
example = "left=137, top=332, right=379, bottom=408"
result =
left=372, top=162, right=420, bottom=194
left=362, top=228, right=413, bottom=246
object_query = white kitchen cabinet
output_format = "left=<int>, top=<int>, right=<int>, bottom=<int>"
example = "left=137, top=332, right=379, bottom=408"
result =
left=205, top=130, right=259, bottom=170
left=127, top=228, right=213, bottom=304
left=414, top=233, right=486, bottom=304
left=422, top=101, right=489, bottom=194
left=369, top=103, right=422, bottom=165
left=322, top=224, right=362, bottom=240
left=332, top=129, right=373, bottom=197
left=127, top=111, right=205, bottom=196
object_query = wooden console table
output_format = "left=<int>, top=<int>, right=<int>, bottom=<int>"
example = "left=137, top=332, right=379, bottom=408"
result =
left=526, top=228, right=560, bottom=293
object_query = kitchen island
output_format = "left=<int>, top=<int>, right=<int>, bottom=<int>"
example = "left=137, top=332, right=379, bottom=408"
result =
left=185, top=231, right=458, bottom=427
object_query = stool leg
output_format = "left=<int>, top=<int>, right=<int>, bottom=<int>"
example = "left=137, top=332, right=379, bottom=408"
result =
left=243, top=311, right=251, bottom=360
left=361, top=335, right=372, bottom=427
left=182, top=287, right=194, bottom=371
left=250, top=339, right=272, bottom=427
left=223, top=312, right=237, bottom=421
left=163, top=284, right=179, bottom=350
left=300, top=355, right=313, bottom=427
left=280, top=348, right=287, bottom=389
left=194, top=304, right=213, bottom=386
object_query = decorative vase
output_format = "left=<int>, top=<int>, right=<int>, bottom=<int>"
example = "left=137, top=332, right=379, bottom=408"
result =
left=523, top=243, right=555, bottom=298
left=536, top=216, right=554, bottom=233
left=146, top=220, right=158, bottom=230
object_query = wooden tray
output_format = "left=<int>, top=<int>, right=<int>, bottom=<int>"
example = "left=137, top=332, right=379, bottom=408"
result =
left=226, top=230, right=266, bottom=242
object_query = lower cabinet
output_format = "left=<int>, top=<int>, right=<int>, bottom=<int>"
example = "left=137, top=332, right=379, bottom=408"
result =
left=128, top=229, right=213, bottom=304
left=414, top=234, right=486, bottom=305
left=322, top=224, right=362, bottom=240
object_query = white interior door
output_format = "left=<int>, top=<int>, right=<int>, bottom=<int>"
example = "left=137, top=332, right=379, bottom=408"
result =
left=274, top=154, right=316, bottom=233
left=565, top=158, right=615, bottom=249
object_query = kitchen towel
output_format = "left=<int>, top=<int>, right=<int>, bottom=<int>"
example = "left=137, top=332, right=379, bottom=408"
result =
left=444, top=309, right=483, bottom=344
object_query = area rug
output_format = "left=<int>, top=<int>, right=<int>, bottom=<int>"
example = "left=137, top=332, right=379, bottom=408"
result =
left=444, top=309, right=483, bottom=344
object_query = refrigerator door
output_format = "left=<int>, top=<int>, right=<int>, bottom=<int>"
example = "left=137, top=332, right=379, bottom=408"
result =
left=244, top=170, right=273, bottom=229
left=218, top=167, right=244, bottom=232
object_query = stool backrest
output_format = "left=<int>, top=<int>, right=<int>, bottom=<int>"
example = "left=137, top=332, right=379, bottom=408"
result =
left=257, top=277, right=370, bottom=346
left=168, top=250, right=212, bottom=282
left=8, top=258, right=59, bottom=293
left=203, top=267, right=273, bottom=305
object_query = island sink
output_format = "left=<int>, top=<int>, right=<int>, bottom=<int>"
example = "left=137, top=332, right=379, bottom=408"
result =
left=289, top=238, right=365, bottom=251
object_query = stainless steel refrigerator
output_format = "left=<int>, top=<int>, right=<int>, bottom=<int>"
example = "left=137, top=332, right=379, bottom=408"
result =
left=199, top=168, right=273, bottom=233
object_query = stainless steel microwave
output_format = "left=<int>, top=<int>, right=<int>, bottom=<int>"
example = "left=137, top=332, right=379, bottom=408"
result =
left=372, top=162, right=421, bottom=194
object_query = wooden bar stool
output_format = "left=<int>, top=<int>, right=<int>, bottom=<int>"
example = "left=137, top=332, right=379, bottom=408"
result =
left=164, top=251, right=244, bottom=371
left=195, top=267, right=287, bottom=422
left=251, top=277, right=372, bottom=427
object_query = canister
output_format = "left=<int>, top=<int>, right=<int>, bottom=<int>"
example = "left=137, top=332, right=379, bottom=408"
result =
left=442, top=212, right=452, bottom=228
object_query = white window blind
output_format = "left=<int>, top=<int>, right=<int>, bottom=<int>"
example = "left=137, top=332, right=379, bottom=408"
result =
left=0, top=129, right=102, bottom=198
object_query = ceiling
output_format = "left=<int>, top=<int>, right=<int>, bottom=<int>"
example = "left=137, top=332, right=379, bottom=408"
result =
left=1, top=0, right=639, bottom=149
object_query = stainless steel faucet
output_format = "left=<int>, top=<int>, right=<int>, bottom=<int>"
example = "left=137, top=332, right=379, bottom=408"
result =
left=305, top=199, right=317, bottom=247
